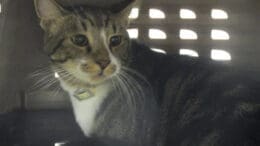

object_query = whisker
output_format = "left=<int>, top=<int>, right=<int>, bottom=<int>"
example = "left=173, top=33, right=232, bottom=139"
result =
left=28, top=65, right=61, bottom=91
left=117, top=74, right=137, bottom=111
left=119, top=72, right=145, bottom=108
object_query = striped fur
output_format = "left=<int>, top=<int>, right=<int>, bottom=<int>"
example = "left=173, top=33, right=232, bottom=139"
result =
left=35, top=0, right=260, bottom=146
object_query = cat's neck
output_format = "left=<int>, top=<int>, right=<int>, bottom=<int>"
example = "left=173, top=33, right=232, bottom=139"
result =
left=60, top=80, right=111, bottom=136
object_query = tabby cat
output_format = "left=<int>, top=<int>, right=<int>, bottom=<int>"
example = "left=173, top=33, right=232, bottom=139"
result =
left=34, top=0, right=260, bottom=146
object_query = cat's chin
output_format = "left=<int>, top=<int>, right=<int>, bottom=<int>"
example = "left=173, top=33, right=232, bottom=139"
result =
left=88, top=72, right=118, bottom=86
left=59, top=77, right=108, bottom=91
left=77, top=67, right=120, bottom=86
left=67, top=73, right=115, bottom=88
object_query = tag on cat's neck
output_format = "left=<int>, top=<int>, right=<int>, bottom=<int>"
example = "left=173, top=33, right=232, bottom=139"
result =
left=73, top=87, right=96, bottom=101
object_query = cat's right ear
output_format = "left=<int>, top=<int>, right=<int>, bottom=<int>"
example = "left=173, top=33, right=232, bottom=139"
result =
left=34, top=0, right=67, bottom=20
left=109, top=0, right=137, bottom=27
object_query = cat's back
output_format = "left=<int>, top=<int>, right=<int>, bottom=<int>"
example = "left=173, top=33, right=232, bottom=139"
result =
left=156, top=53, right=260, bottom=146
left=131, top=41, right=260, bottom=146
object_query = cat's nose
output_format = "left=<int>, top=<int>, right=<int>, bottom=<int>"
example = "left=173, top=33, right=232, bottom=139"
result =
left=96, top=59, right=111, bottom=70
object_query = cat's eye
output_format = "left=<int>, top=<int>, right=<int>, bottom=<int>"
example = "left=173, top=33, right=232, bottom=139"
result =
left=110, top=35, right=122, bottom=47
left=71, top=34, right=89, bottom=47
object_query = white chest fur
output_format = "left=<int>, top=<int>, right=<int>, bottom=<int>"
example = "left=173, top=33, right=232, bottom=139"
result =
left=60, top=81, right=110, bottom=136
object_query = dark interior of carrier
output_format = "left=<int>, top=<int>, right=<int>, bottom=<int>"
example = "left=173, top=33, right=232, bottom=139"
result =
left=0, top=0, right=260, bottom=145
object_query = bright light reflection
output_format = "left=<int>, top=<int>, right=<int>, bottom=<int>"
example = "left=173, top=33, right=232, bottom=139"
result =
left=179, top=49, right=199, bottom=57
left=54, top=72, right=60, bottom=78
left=211, top=9, right=228, bottom=19
left=151, top=48, right=167, bottom=54
left=54, top=142, right=67, bottom=146
left=180, top=29, right=198, bottom=40
left=149, top=29, right=167, bottom=39
left=149, top=8, right=166, bottom=19
left=211, top=29, right=230, bottom=40
left=129, top=8, right=139, bottom=19
left=180, top=9, right=196, bottom=19
left=127, top=28, right=139, bottom=39
left=211, top=49, right=232, bottom=61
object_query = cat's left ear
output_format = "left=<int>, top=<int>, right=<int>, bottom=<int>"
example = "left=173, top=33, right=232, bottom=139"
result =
left=34, top=0, right=68, bottom=20
left=110, top=0, right=137, bottom=26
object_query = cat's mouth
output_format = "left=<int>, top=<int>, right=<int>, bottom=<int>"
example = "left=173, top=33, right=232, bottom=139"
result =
left=54, top=63, right=119, bottom=87
left=88, top=65, right=119, bottom=84
left=91, top=74, right=107, bottom=83
left=57, top=71, right=110, bottom=87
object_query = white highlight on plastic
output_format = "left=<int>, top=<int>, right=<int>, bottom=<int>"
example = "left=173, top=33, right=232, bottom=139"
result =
left=54, top=142, right=67, bottom=146
left=149, top=29, right=167, bottom=39
left=151, top=48, right=167, bottom=54
left=180, top=29, right=198, bottom=40
left=127, top=28, right=139, bottom=39
left=211, top=9, right=228, bottom=19
left=129, top=8, right=139, bottom=19
left=211, top=49, right=232, bottom=61
left=180, top=9, right=196, bottom=19
left=211, top=29, right=230, bottom=40
left=149, top=8, right=166, bottom=19
left=54, top=72, right=60, bottom=78
left=0, top=3, right=2, bottom=13
left=179, top=49, right=199, bottom=57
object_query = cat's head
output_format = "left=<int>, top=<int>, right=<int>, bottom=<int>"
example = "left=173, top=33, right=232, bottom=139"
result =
left=34, top=0, right=135, bottom=86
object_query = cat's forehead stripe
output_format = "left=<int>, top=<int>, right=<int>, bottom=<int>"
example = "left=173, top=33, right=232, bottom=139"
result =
left=80, top=21, right=87, bottom=31
left=112, top=24, right=117, bottom=33
left=75, top=9, right=94, bottom=26
left=82, top=11, right=109, bottom=28
left=104, top=15, right=110, bottom=27
left=83, top=15, right=94, bottom=26
left=97, top=14, right=107, bottom=27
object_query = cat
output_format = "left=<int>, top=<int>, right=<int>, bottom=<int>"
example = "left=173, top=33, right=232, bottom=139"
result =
left=34, top=0, right=260, bottom=146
